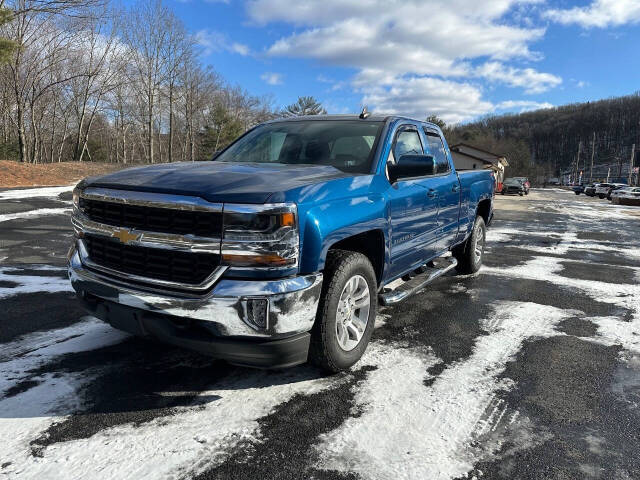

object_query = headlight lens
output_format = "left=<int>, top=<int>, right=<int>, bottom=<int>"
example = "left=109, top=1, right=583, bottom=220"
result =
left=221, top=204, right=299, bottom=268
left=72, top=188, right=81, bottom=209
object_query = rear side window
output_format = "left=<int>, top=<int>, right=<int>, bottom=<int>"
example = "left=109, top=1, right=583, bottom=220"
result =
left=394, top=129, right=423, bottom=159
left=424, top=130, right=450, bottom=174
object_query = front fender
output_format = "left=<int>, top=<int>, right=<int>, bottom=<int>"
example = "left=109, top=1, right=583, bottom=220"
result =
left=299, top=195, right=388, bottom=274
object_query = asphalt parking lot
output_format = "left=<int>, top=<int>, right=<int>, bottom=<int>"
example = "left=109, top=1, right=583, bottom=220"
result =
left=1, top=187, right=639, bottom=480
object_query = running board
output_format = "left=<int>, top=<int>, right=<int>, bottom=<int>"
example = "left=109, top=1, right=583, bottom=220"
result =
left=379, top=256, right=458, bottom=305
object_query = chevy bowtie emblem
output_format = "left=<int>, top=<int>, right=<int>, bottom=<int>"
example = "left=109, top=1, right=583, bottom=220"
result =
left=112, top=229, right=140, bottom=244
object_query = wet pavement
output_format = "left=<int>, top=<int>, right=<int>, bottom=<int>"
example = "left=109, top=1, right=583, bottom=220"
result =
left=1, top=187, right=639, bottom=479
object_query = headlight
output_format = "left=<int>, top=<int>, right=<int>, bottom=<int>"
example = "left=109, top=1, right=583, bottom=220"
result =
left=221, top=203, right=299, bottom=269
left=72, top=188, right=81, bottom=208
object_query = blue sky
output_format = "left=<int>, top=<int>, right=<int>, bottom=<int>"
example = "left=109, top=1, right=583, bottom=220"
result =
left=166, top=0, right=639, bottom=123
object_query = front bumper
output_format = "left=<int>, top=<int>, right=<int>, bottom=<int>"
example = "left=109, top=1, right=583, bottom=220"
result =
left=68, top=242, right=323, bottom=368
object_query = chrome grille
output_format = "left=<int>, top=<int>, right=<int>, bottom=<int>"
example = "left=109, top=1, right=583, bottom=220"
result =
left=84, top=234, right=220, bottom=285
left=79, top=197, right=223, bottom=237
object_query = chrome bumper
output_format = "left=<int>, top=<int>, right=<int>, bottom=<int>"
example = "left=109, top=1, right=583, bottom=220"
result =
left=68, top=243, right=323, bottom=339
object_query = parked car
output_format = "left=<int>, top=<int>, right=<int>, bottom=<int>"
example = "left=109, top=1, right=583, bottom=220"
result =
left=595, top=183, right=614, bottom=199
left=584, top=183, right=598, bottom=196
left=501, top=178, right=526, bottom=196
left=606, top=184, right=628, bottom=200
left=611, top=187, right=640, bottom=205
left=68, top=115, right=495, bottom=372
left=572, top=184, right=585, bottom=195
left=511, top=177, right=530, bottom=194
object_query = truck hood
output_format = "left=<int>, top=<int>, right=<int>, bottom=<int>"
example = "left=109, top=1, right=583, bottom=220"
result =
left=83, top=161, right=352, bottom=204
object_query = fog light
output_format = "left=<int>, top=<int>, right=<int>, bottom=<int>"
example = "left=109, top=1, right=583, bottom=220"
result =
left=246, top=298, right=269, bottom=329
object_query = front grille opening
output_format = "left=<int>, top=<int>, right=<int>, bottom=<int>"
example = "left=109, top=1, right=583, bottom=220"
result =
left=79, top=197, right=222, bottom=237
left=84, top=234, right=220, bottom=285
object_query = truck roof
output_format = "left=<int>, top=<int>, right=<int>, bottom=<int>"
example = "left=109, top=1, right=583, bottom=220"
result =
left=265, top=114, right=442, bottom=130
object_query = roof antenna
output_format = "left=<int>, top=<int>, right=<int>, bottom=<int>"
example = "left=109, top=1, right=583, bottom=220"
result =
left=359, top=106, right=370, bottom=119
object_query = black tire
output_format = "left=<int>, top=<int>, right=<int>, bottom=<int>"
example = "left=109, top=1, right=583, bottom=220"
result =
left=453, top=216, right=486, bottom=275
left=501, top=190, right=505, bottom=195
left=519, top=192, right=524, bottom=196
left=309, top=250, right=377, bottom=373
left=525, top=190, right=529, bottom=195
left=575, top=191, right=580, bottom=195
left=598, top=194, right=605, bottom=199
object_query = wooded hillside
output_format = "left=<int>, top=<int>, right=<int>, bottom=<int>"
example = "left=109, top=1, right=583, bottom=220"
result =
left=446, top=93, right=640, bottom=181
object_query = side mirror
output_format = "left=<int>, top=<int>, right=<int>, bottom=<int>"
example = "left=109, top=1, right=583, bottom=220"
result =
left=388, top=154, right=435, bottom=183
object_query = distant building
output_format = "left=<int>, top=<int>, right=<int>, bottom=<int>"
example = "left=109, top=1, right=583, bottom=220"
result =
left=450, top=143, right=509, bottom=185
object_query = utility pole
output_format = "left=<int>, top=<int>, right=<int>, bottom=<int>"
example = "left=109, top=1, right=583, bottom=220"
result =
left=629, top=143, right=636, bottom=186
left=575, top=141, right=582, bottom=184
left=589, top=132, right=595, bottom=183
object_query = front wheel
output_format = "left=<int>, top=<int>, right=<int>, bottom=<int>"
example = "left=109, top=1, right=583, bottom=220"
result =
left=309, top=250, right=377, bottom=373
left=453, top=216, right=486, bottom=275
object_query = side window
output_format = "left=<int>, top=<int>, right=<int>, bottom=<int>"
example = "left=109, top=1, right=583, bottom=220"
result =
left=424, top=130, right=450, bottom=174
left=393, top=128, right=423, bottom=159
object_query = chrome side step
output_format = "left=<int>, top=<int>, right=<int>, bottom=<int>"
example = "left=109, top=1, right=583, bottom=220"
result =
left=379, top=256, right=458, bottom=305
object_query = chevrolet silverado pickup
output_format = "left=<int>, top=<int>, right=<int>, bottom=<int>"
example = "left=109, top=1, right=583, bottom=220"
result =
left=68, top=114, right=494, bottom=372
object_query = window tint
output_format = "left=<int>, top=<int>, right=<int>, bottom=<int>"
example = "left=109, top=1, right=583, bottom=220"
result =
left=394, top=129, right=423, bottom=159
left=424, top=130, right=450, bottom=174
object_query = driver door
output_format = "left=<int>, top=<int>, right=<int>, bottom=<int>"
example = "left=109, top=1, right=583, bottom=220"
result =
left=387, top=125, right=440, bottom=278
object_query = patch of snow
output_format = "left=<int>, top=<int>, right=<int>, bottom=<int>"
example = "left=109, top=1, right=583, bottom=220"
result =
left=0, top=266, right=73, bottom=299
left=0, top=185, right=73, bottom=200
left=316, top=302, right=574, bottom=480
left=585, top=316, right=640, bottom=355
left=482, top=256, right=640, bottom=322
left=0, top=315, right=105, bottom=361
left=1, top=364, right=341, bottom=480
left=0, top=207, right=71, bottom=223
left=0, top=318, right=129, bottom=473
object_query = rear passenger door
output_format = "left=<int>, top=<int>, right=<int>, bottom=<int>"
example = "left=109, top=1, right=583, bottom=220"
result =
left=387, top=125, right=440, bottom=278
left=423, top=128, right=460, bottom=251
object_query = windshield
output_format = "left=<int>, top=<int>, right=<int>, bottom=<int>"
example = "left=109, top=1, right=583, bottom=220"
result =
left=215, top=120, right=384, bottom=174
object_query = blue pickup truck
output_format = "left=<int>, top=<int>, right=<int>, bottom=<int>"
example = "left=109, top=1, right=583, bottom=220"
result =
left=68, top=114, right=494, bottom=372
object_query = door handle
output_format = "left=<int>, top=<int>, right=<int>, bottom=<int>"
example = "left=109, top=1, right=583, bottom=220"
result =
left=427, top=189, right=437, bottom=198
left=452, top=184, right=460, bottom=193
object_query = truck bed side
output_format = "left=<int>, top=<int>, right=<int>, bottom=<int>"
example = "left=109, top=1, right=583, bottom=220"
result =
left=455, top=170, right=495, bottom=245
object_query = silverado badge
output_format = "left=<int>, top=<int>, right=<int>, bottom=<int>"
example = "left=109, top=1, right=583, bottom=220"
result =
left=112, top=228, right=140, bottom=245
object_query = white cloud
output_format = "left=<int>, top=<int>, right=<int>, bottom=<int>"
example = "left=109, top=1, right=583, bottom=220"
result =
left=359, top=76, right=494, bottom=124
left=476, top=62, right=562, bottom=94
left=194, top=29, right=250, bottom=57
left=260, top=72, right=283, bottom=85
left=545, top=0, right=640, bottom=28
left=246, top=0, right=561, bottom=122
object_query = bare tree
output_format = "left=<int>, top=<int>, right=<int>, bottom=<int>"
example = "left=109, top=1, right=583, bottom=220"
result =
left=121, top=0, right=170, bottom=163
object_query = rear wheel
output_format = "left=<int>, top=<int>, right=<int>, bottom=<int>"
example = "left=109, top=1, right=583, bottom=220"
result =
left=453, top=216, right=486, bottom=275
left=309, top=250, right=377, bottom=373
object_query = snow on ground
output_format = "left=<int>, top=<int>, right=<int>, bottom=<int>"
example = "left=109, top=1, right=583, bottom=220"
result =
left=0, top=207, right=71, bottom=223
left=483, top=256, right=640, bottom=321
left=1, top=359, right=341, bottom=479
left=315, top=302, right=575, bottom=480
left=0, top=185, right=73, bottom=200
left=0, top=266, right=73, bottom=299
left=0, top=317, right=129, bottom=475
